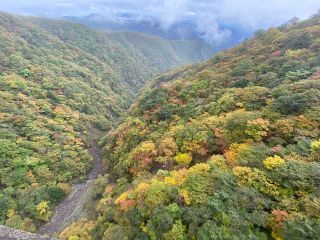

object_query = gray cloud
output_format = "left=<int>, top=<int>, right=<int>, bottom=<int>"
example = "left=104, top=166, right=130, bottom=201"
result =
left=1, top=0, right=320, bottom=44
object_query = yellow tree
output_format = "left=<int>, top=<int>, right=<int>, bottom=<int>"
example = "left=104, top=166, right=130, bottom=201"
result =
left=174, top=153, right=192, bottom=166
left=36, top=201, right=52, bottom=222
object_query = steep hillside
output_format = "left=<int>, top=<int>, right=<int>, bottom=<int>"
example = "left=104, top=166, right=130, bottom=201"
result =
left=62, top=16, right=320, bottom=239
left=0, top=12, right=212, bottom=232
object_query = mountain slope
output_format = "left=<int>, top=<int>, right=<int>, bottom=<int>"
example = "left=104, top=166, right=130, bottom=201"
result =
left=62, top=15, right=320, bottom=240
left=0, top=12, right=212, bottom=232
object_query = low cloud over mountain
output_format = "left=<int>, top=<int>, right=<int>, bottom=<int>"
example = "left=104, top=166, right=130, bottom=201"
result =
left=1, top=0, right=320, bottom=47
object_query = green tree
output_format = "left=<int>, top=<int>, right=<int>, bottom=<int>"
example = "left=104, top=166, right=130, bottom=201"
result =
left=163, top=220, right=187, bottom=240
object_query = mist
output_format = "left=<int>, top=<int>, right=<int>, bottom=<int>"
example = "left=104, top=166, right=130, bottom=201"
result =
left=1, top=0, right=320, bottom=45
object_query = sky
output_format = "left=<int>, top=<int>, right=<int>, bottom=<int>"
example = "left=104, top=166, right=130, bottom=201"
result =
left=1, top=0, right=320, bottom=44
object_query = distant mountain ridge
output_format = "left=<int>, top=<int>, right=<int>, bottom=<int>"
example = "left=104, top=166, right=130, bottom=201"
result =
left=63, top=13, right=251, bottom=50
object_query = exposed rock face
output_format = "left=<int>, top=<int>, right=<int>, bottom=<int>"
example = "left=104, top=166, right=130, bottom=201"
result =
left=0, top=225, right=55, bottom=240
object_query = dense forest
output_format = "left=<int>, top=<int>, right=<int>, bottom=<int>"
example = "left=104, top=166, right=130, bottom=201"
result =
left=60, top=15, right=320, bottom=239
left=0, top=12, right=213, bottom=232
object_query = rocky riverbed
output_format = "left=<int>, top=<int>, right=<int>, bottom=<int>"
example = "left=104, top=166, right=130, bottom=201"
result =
left=39, top=128, right=105, bottom=237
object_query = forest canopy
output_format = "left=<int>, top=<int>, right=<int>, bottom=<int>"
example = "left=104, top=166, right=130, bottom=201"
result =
left=0, top=12, right=212, bottom=231
left=60, top=14, right=320, bottom=240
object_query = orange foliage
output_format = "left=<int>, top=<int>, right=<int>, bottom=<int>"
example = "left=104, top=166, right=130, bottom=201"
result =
left=119, top=199, right=136, bottom=212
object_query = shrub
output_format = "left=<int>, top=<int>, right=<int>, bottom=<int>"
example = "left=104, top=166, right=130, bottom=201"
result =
left=311, top=139, right=320, bottom=152
left=285, top=69, right=311, bottom=81
left=163, top=220, right=187, bottom=240
left=231, top=59, right=254, bottom=77
left=273, top=93, right=308, bottom=115
left=174, top=153, right=192, bottom=166
left=263, top=156, right=285, bottom=170
left=288, top=32, right=311, bottom=50
left=35, top=201, right=52, bottom=222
